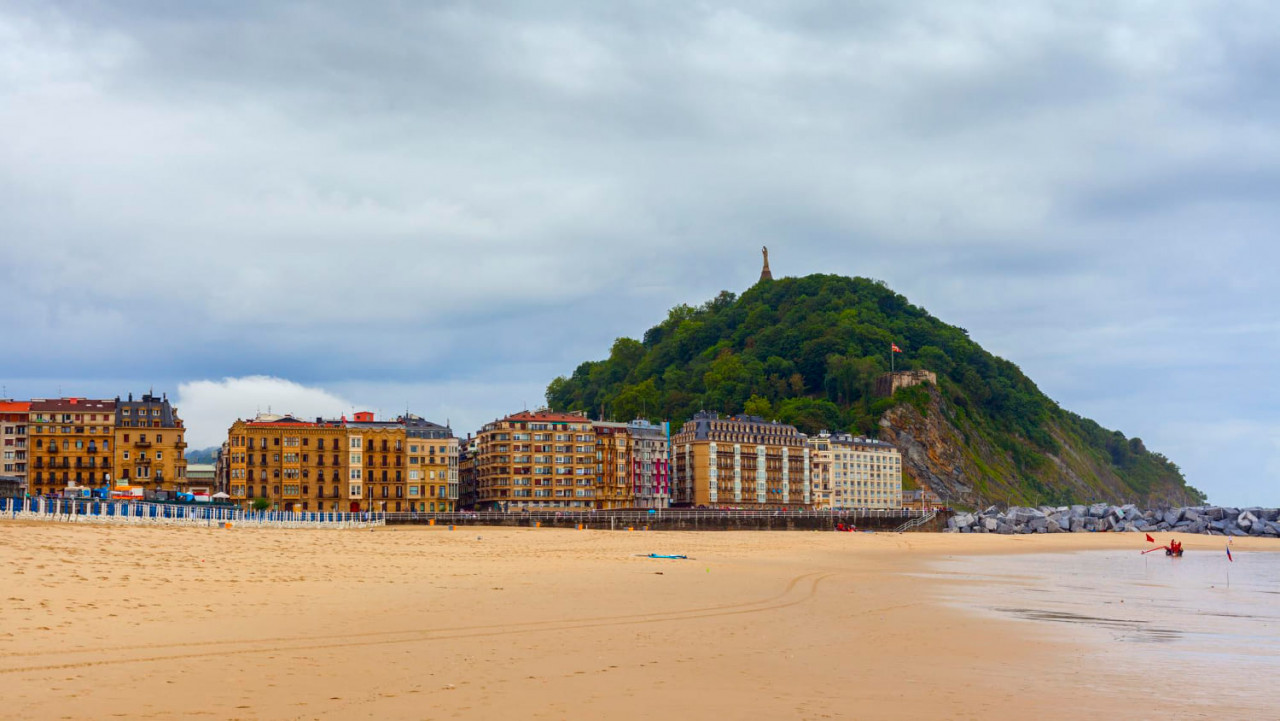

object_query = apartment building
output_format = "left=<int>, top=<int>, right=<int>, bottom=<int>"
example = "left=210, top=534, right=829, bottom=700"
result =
left=625, top=420, right=670, bottom=509
left=671, top=412, right=810, bottom=509
left=592, top=422, right=632, bottom=509
left=457, top=435, right=479, bottom=510
left=404, top=415, right=459, bottom=512
left=823, top=433, right=903, bottom=510
left=225, top=411, right=458, bottom=512
left=113, top=392, right=188, bottom=493
left=808, top=431, right=835, bottom=510
left=475, top=410, right=597, bottom=510
left=0, top=401, right=30, bottom=491
left=28, top=398, right=117, bottom=496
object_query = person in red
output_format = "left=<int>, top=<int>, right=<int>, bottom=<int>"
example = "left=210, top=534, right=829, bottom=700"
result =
left=1168, top=538, right=1183, bottom=556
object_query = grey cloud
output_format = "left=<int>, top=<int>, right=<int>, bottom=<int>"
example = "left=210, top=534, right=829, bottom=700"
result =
left=1, top=1, right=1278, bottom=503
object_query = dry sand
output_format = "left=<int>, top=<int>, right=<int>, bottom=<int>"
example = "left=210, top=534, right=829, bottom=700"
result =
left=0, top=524, right=1274, bottom=720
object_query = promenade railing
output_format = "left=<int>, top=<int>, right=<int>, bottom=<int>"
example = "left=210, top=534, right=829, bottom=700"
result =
left=0, top=497, right=385, bottom=530
left=381, top=507, right=942, bottom=527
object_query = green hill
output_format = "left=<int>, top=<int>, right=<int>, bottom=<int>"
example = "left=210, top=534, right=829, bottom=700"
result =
left=546, top=273, right=1205, bottom=508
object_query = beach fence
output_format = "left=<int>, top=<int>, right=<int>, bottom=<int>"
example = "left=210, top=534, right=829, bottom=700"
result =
left=0, top=497, right=384, bottom=530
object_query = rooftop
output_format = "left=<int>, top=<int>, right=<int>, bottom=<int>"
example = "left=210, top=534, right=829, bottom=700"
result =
left=30, top=398, right=117, bottom=413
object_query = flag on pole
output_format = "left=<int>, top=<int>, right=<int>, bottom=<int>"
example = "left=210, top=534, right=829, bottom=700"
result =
left=1226, top=544, right=1233, bottom=562
left=891, top=343, right=903, bottom=353
left=1145, top=533, right=1155, bottom=543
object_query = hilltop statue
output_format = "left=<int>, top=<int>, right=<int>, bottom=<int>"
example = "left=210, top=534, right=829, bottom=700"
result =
left=760, top=245, right=773, bottom=281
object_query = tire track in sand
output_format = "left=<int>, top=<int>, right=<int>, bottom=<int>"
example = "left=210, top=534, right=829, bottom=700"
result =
left=0, top=573, right=831, bottom=675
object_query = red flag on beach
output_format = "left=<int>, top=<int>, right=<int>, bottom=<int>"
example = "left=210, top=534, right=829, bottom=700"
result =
left=1226, top=544, right=1233, bottom=562
left=891, top=343, right=903, bottom=353
left=1145, top=533, right=1155, bottom=543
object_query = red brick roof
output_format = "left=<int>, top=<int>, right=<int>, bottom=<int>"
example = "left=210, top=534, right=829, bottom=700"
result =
left=29, top=398, right=116, bottom=413
left=0, top=401, right=30, bottom=413
left=502, top=410, right=590, bottom=423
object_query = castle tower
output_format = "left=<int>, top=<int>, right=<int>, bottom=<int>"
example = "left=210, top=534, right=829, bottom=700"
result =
left=760, top=246, right=773, bottom=281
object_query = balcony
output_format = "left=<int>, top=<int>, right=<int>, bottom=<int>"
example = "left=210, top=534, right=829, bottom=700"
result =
left=47, top=445, right=59, bottom=454
left=134, top=440, right=152, bottom=448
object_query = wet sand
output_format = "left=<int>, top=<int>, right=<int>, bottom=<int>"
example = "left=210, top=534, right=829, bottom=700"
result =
left=0, top=524, right=1275, bottom=720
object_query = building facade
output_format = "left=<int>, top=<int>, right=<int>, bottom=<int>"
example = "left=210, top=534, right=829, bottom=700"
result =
left=225, top=411, right=457, bottom=513
left=823, top=433, right=903, bottom=509
left=0, top=401, right=30, bottom=492
left=626, top=420, right=670, bottom=509
left=113, top=392, right=188, bottom=493
left=475, top=410, right=597, bottom=510
left=592, top=422, right=632, bottom=509
left=808, top=431, right=835, bottom=510
left=28, top=398, right=117, bottom=496
left=457, top=435, right=479, bottom=511
left=671, top=412, right=810, bottom=509
left=404, top=415, right=459, bottom=512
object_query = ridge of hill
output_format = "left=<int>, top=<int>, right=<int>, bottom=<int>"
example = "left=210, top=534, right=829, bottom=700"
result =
left=546, top=273, right=1205, bottom=508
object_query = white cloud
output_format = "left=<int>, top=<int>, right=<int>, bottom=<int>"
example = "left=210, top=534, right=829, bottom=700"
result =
left=176, top=376, right=357, bottom=448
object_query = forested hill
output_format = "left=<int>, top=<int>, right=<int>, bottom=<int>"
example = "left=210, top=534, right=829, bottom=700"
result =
left=546, top=274, right=1206, bottom=508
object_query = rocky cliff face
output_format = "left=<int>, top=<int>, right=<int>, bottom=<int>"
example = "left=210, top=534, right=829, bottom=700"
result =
left=879, top=384, right=1200, bottom=509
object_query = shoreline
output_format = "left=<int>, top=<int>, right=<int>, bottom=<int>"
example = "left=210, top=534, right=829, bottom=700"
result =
left=1, top=525, right=1275, bottom=719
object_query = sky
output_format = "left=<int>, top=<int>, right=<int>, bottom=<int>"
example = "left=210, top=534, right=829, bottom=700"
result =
left=2, top=1, right=1276, bottom=505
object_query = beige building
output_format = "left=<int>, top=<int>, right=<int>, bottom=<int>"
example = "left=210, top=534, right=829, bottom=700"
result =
left=672, top=412, right=810, bottom=509
left=808, top=432, right=835, bottom=510
left=821, top=432, right=903, bottom=509
left=475, top=410, right=597, bottom=510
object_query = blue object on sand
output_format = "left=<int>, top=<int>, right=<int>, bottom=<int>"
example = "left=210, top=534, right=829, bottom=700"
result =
left=647, top=553, right=688, bottom=560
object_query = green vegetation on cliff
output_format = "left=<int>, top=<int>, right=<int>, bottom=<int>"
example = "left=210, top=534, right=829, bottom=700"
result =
left=546, top=274, right=1205, bottom=507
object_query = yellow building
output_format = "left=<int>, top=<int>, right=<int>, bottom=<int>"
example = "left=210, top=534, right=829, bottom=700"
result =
left=226, top=411, right=458, bottom=513
left=475, top=410, right=597, bottom=510
left=672, top=412, right=810, bottom=509
left=28, top=398, right=117, bottom=496
left=113, top=392, right=188, bottom=493
left=404, top=415, right=458, bottom=512
left=592, top=422, right=632, bottom=509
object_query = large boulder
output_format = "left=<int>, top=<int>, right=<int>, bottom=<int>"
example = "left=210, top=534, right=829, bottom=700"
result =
left=953, top=512, right=976, bottom=529
left=1070, top=518, right=1085, bottom=533
left=1088, top=503, right=1108, bottom=518
left=996, top=522, right=1013, bottom=534
left=1163, top=509, right=1182, bottom=526
left=983, top=517, right=999, bottom=532
left=1029, top=517, right=1049, bottom=533
left=1046, top=519, right=1062, bottom=533
left=1238, top=511, right=1258, bottom=531
left=1208, top=507, right=1227, bottom=521
left=1228, top=527, right=1248, bottom=537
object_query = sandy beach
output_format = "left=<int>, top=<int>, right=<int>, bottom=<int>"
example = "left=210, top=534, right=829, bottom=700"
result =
left=1, top=524, right=1275, bottom=720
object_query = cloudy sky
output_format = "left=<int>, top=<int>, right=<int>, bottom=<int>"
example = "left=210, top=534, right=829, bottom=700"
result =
left=2, top=1, right=1276, bottom=504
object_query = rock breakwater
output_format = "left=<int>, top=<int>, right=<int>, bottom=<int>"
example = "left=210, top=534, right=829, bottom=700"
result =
left=946, top=504, right=1280, bottom=536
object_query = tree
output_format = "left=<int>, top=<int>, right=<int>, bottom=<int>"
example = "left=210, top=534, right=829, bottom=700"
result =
left=251, top=498, right=271, bottom=512
left=743, top=395, right=773, bottom=418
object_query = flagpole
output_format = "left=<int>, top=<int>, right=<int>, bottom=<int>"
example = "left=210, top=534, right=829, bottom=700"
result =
left=890, top=341, right=894, bottom=374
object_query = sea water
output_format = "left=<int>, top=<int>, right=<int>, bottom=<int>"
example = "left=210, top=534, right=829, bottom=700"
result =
left=928, top=549, right=1280, bottom=685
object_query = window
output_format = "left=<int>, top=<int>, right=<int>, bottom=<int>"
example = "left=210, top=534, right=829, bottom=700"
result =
left=123, top=451, right=130, bottom=460
left=156, top=452, right=162, bottom=460
left=350, top=469, right=362, bottom=480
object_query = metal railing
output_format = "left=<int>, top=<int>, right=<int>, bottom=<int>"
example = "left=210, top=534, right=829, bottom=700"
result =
left=380, top=508, right=937, bottom=524
left=894, top=510, right=937, bottom=532
left=0, top=497, right=384, bottom=530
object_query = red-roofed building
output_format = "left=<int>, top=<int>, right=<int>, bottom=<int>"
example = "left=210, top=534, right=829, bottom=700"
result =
left=28, top=398, right=118, bottom=495
left=1, top=401, right=31, bottom=491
